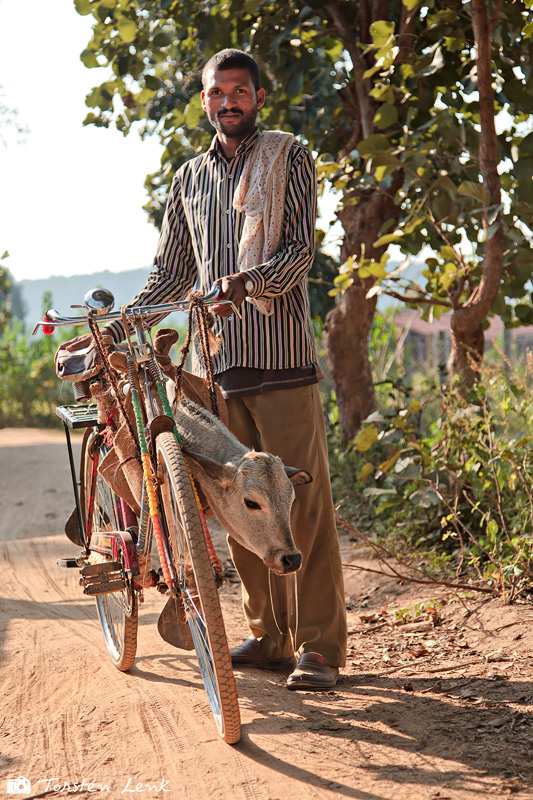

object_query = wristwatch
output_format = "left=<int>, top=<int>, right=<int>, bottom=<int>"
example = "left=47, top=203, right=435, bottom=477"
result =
left=244, top=278, right=254, bottom=295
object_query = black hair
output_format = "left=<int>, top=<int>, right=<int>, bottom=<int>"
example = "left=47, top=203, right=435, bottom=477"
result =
left=202, top=49, right=261, bottom=91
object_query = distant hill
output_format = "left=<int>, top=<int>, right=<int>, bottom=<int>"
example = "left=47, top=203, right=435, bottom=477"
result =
left=19, top=258, right=427, bottom=331
left=20, top=267, right=153, bottom=329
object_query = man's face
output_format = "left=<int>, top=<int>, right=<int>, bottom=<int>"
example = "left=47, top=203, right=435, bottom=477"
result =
left=201, top=67, right=265, bottom=139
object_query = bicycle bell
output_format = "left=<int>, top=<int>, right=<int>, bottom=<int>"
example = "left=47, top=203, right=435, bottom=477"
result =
left=84, top=288, right=115, bottom=315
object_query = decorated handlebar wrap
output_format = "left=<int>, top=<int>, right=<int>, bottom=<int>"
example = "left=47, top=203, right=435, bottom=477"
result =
left=127, top=354, right=175, bottom=590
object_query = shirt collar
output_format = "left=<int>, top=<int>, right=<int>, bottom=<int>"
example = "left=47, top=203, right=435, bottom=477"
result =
left=209, top=127, right=260, bottom=160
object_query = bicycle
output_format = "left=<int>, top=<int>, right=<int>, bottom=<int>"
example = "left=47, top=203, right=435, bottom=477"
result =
left=34, top=286, right=241, bottom=744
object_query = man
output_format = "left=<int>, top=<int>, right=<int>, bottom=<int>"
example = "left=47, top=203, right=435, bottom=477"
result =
left=78, top=48, right=347, bottom=689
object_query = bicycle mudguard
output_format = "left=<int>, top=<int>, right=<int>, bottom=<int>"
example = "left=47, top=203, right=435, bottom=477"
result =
left=157, top=595, right=194, bottom=650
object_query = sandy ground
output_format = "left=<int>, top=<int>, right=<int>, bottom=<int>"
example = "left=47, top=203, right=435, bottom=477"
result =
left=1, top=428, right=533, bottom=800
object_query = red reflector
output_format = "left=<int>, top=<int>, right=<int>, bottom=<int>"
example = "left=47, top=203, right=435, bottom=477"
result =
left=42, top=314, right=55, bottom=335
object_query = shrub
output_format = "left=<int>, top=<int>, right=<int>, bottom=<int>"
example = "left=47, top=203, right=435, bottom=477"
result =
left=350, top=361, right=533, bottom=599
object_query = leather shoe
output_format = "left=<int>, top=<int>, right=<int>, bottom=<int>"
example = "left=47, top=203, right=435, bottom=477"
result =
left=230, top=636, right=296, bottom=671
left=286, top=652, right=339, bottom=691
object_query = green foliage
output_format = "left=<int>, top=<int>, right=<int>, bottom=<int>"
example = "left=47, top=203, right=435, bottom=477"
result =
left=0, top=320, right=75, bottom=428
left=352, top=362, right=533, bottom=599
left=74, top=1, right=533, bottom=329
left=0, top=252, right=13, bottom=335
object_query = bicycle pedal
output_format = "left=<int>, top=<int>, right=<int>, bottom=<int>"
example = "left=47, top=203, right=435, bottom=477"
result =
left=57, top=558, right=80, bottom=569
left=81, top=560, right=122, bottom=576
left=81, top=579, right=126, bottom=596
left=79, top=561, right=126, bottom=595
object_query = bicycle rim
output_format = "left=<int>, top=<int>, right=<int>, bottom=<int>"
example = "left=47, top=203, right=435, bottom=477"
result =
left=156, top=431, right=241, bottom=744
left=81, top=430, right=138, bottom=671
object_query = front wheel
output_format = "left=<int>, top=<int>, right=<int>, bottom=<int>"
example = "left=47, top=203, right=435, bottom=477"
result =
left=156, top=431, right=241, bottom=744
left=80, top=429, right=138, bottom=671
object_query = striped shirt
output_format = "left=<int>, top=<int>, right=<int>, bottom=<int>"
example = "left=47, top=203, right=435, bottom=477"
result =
left=108, top=128, right=318, bottom=378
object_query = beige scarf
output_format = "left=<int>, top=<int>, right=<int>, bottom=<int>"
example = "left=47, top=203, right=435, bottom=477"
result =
left=233, top=130, right=295, bottom=315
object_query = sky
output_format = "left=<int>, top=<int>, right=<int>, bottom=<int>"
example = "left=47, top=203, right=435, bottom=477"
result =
left=0, top=0, right=342, bottom=285
left=0, top=0, right=167, bottom=282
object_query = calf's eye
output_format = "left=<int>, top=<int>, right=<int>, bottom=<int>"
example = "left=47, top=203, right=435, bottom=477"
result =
left=244, top=498, right=261, bottom=510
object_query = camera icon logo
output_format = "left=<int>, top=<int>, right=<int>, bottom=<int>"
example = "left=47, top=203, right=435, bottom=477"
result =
left=6, top=777, right=31, bottom=794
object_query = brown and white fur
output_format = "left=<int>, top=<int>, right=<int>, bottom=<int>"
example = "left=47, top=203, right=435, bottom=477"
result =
left=170, top=393, right=311, bottom=576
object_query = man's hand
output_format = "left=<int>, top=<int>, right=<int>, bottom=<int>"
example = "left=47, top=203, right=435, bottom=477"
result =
left=211, top=274, right=247, bottom=317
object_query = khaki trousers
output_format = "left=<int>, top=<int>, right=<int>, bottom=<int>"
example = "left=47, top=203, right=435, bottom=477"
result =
left=225, top=383, right=347, bottom=668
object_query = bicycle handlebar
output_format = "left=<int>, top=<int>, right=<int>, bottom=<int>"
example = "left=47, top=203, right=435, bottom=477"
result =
left=32, top=285, right=223, bottom=335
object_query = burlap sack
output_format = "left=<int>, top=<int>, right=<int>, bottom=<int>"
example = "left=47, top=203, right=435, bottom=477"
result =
left=98, top=444, right=141, bottom=518
left=112, top=421, right=144, bottom=516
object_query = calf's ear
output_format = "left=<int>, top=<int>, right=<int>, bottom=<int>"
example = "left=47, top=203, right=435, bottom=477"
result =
left=284, top=466, right=313, bottom=486
left=181, top=447, right=237, bottom=487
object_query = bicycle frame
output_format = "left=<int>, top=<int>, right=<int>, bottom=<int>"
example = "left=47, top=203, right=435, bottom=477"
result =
left=49, top=285, right=227, bottom=586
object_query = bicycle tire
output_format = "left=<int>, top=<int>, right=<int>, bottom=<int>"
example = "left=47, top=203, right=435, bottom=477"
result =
left=156, top=431, right=241, bottom=744
left=80, top=429, right=138, bottom=671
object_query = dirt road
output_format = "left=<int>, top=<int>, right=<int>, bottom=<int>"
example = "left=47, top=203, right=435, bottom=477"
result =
left=1, top=429, right=533, bottom=800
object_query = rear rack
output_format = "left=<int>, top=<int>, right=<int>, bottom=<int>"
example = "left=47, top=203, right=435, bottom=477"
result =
left=56, top=404, right=100, bottom=430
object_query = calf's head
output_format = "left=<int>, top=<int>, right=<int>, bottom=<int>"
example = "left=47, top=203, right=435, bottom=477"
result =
left=183, top=449, right=311, bottom=575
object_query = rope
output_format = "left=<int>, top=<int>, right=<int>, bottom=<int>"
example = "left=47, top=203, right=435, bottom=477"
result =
left=175, top=291, right=220, bottom=418
left=88, top=313, right=142, bottom=465
left=268, top=570, right=299, bottom=653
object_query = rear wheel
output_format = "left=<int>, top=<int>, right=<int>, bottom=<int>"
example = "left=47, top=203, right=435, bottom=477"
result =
left=156, top=431, right=241, bottom=744
left=80, top=429, right=138, bottom=671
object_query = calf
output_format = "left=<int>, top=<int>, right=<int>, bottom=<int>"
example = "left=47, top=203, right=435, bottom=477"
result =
left=170, top=393, right=311, bottom=575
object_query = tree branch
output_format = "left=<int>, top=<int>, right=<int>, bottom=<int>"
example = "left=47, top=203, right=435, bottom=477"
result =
left=395, top=1, right=419, bottom=64
left=452, top=0, right=505, bottom=335
left=380, top=289, right=452, bottom=308
left=488, top=0, right=504, bottom=34
left=324, top=1, right=376, bottom=139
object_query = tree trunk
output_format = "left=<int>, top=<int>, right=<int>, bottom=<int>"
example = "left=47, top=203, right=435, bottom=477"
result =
left=323, top=281, right=377, bottom=445
left=448, top=0, right=505, bottom=388
left=447, top=321, right=484, bottom=387
left=322, top=184, right=401, bottom=444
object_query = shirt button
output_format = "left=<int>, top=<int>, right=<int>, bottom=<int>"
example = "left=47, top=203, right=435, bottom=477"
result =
left=227, top=244, right=231, bottom=248
left=226, top=209, right=230, bottom=214
left=228, top=174, right=233, bottom=179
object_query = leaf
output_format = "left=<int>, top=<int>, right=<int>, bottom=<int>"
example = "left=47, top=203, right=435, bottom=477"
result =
left=360, top=462, right=375, bottom=483
left=363, top=487, right=397, bottom=497
left=370, top=152, right=402, bottom=167
left=145, top=74, right=161, bottom=90
left=153, top=31, right=173, bottom=48
left=117, top=16, right=137, bottom=43
left=185, top=93, right=203, bottom=128
left=366, top=284, right=383, bottom=299
left=379, top=448, right=401, bottom=473
left=354, top=425, right=379, bottom=453
left=403, top=0, right=419, bottom=8
left=410, top=487, right=440, bottom=508
left=369, top=20, right=395, bottom=48
left=74, top=0, right=93, bottom=14
left=80, top=48, right=100, bottom=68
left=458, top=181, right=490, bottom=204
left=523, top=20, right=533, bottom=37
left=373, top=232, right=402, bottom=247
left=357, top=133, right=391, bottom=156
left=374, top=102, right=398, bottom=130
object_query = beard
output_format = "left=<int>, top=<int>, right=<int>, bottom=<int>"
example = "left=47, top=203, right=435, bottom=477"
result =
left=208, top=107, right=257, bottom=138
